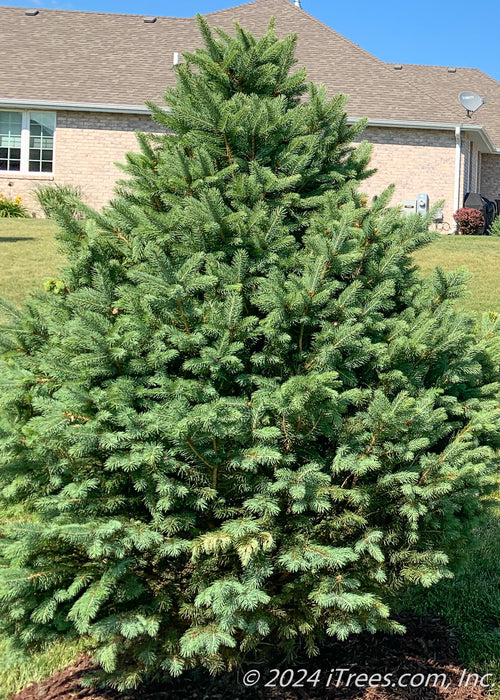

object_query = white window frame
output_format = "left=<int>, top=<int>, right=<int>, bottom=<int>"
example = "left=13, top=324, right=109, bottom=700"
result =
left=0, top=109, right=56, bottom=176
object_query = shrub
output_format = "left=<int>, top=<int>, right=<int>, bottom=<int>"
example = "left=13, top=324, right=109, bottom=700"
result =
left=0, top=17, right=499, bottom=691
left=489, top=215, right=500, bottom=237
left=453, top=207, right=485, bottom=235
left=0, top=193, right=27, bottom=218
left=34, top=183, right=84, bottom=219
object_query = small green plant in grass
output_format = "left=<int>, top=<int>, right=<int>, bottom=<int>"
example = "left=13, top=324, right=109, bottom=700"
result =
left=0, top=193, right=27, bottom=218
left=490, top=215, right=500, bottom=237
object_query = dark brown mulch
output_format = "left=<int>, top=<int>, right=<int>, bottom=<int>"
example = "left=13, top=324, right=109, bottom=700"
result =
left=12, top=615, right=492, bottom=700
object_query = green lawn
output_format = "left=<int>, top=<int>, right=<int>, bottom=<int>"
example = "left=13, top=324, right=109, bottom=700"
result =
left=413, top=234, right=500, bottom=314
left=0, top=219, right=64, bottom=309
left=0, top=220, right=499, bottom=698
left=0, top=638, right=89, bottom=700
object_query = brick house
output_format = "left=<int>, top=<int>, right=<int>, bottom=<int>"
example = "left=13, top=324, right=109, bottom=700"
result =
left=1, top=0, right=500, bottom=226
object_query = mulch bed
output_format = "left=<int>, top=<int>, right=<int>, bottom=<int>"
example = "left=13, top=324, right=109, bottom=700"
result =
left=12, top=615, right=491, bottom=700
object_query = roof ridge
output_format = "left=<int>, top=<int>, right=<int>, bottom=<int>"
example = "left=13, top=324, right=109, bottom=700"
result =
left=204, top=0, right=290, bottom=19
left=0, top=0, right=291, bottom=21
left=0, top=4, right=194, bottom=20
left=387, top=62, right=478, bottom=71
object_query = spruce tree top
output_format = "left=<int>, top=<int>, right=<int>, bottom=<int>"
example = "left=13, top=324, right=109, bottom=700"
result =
left=0, top=17, right=498, bottom=691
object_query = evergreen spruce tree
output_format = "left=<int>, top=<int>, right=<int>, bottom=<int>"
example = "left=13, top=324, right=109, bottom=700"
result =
left=0, top=18, right=499, bottom=690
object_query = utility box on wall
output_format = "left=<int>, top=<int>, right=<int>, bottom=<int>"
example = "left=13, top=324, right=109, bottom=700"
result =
left=401, top=194, right=430, bottom=216
left=416, top=193, right=429, bottom=215
left=402, top=199, right=417, bottom=216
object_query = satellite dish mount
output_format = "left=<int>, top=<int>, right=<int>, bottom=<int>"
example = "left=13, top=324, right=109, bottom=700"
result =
left=459, top=91, right=487, bottom=118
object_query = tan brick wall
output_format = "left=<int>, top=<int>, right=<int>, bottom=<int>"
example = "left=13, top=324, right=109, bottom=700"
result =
left=358, top=126, right=457, bottom=226
left=480, top=153, right=500, bottom=208
left=0, top=110, right=159, bottom=215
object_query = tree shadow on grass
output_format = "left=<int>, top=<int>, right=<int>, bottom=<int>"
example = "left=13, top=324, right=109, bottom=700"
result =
left=0, top=237, right=37, bottom=242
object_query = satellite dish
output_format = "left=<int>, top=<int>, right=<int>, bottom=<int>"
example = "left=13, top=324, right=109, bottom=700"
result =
left=459, top=91, right=487, bottom=118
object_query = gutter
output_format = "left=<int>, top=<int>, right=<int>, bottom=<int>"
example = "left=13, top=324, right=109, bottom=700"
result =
left=346, top=116, right=497, bottom=154
left=0, top=98, right=151, bottom=115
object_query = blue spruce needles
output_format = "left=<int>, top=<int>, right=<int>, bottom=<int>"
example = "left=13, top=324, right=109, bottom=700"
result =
left=0, top=16, right=499, bottom=692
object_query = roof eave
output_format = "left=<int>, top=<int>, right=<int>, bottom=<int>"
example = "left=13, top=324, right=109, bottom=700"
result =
left=0, top=98, right=151, bottom=115
left=1, top=99, right=498, bottom=153
left=349, top=116, right=498, bottom=153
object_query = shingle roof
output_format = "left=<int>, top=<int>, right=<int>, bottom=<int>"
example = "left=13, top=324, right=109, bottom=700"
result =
left=1, top=0, right=499, bottom=147
left=385, top=63, right=500, bottom=146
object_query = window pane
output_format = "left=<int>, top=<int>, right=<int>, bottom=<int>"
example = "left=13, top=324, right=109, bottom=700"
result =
left=29, top=160, right=52, bottom=173
left=30, top=113, right=55, bottom=137
left=0, top=111, right=22, bottom=135
left=0, top=135, right=21, bottom=148
left=29, top=113, right=55, bottom=173
left=29, top=136, right=52, bottom=149
left=0, top=111, right=22, bottom=171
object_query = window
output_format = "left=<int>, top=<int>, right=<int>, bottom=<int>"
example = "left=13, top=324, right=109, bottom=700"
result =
left=0, top=111, right=22, bottom=171
left=0, top=111, right=55, bottom=174
left=29, top=113, right=55, bottom=173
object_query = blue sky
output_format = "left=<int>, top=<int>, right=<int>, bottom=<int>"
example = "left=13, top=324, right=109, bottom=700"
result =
left=4, top=0, right=500, bottom=81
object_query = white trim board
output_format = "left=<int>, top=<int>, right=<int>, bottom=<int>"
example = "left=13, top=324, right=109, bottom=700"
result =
left=1, top=99, right=498, bottom=153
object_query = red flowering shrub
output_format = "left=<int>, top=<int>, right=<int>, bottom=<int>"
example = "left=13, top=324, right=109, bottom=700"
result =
left=453, top=207, right=485, bottom=235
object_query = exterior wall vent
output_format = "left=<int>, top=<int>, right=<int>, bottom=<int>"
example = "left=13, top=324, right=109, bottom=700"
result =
left=393, top=64, right=403, bottom=70
left=143, top=16, right=157, bottom=23
left=25, top=9, right=39, bottom=15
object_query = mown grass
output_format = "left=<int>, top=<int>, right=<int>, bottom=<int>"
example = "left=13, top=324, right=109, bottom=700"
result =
left=0, top=638, right=89, bottom=700
left=0, top=219, right=63, bottom=311
left=0, top=220, right=499, bottom=697
left=413, top=234, right=500, bottom=314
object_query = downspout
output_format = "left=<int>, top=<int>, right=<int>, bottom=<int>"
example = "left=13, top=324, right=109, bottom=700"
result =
left=453, top=125, right=462, bottom=226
